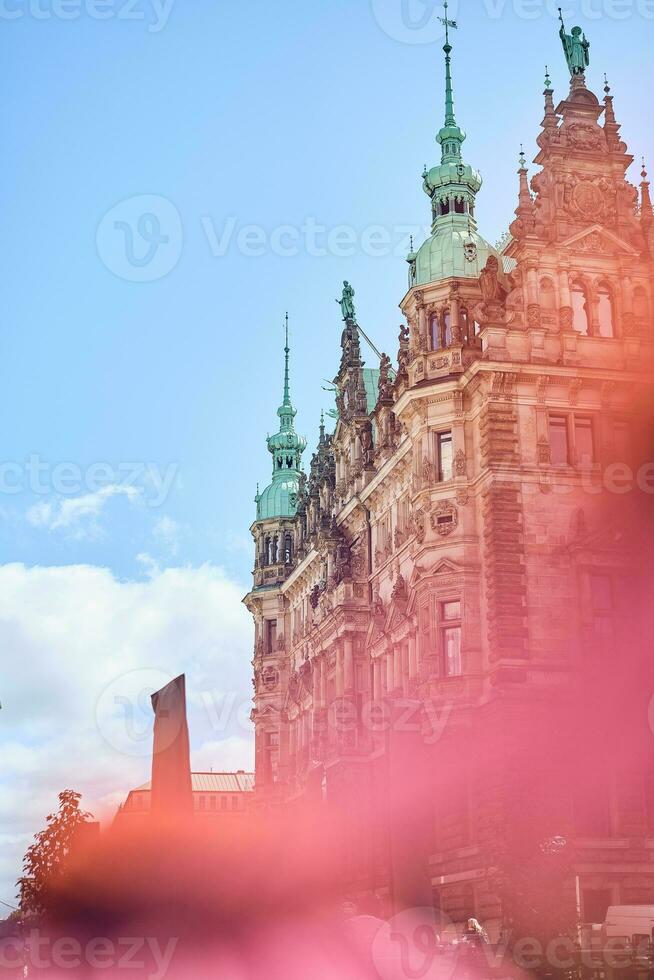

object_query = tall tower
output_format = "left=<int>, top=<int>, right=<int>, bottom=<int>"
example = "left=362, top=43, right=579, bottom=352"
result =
left=245, top=318, right=306, bottom=795
left=403, top=6, right=503, bottom=374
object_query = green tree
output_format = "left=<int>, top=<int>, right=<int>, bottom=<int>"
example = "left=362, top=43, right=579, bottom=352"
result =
left=19, top=790, right=93, bottom=916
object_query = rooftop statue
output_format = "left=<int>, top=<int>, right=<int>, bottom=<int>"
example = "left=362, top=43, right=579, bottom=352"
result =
left=336, top=281, right=356, bottom=322
left=559, top=9, right=590, bottom=76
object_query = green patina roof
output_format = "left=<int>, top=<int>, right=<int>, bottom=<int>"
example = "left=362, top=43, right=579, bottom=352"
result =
left=255, top=317, right=306, bottom=522
left=363, top=368, right=380, bottom=414
left=256, top=476, right=300, bottom=521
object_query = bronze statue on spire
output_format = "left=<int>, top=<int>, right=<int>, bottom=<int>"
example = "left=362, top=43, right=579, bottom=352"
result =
left=558, top=9, right=590, bottom=76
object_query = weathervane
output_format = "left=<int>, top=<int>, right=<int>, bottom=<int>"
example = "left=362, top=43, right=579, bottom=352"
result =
left=438, top=0, right=458, bottom=47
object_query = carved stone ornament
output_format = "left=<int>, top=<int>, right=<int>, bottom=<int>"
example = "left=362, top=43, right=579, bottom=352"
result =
left=527, top=304, right=542, bottom=329
left=454, top=449, right=467, bottom=477
left=422, top=456, right=434, bottom=485
left=567, top=123, right=603, bottom=152
left=537, top=436, right=552, bottom=465
left=572, top=180, right=604, bottom=220
left=413, top=509, right=427, bottom=545
left=464, top=240, right=478, bottom=263
left=262, top=666, right=280, bottom=691
left=560, top=306, right=573, bottom=331
left=429, top=500, right=459, bottom=537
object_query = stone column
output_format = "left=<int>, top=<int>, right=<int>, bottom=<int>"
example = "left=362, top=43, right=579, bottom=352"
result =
left=344, top=637, right=354, bottom=693
left=558, top=267, right=573, bottom=331
left=373, top=658, right=382, bottom=701
left=393, top=644, right=402, bottom=693
left=335, top=644, right=344, bottom=698
left=417, top=295, right=427, bottom=351
left=408, top=633, right=417, bottom=681
left=386, top=651, right=394, bottom=694
left=450, top=291, right=461, bottom=344
left=526, top=265, right=541, bottom=329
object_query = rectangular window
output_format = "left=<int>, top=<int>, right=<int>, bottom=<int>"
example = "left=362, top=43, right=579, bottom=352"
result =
left=265, top=619, right=277, bottom=654
left=199, top=796, right=206, bottom=811
left=232, top=796, right=239, bottom=811
left=549, top=415, right=569, bottom=465
left=441, top=600, right=462, bottom=677
left=574, top=417, right=595, bottom=466
left=437, top=432, right=453, bottom=482
left=221, top=796, right=227, bottom=811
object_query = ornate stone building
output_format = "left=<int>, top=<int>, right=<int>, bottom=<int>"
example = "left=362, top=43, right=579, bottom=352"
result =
left=244, top=21, right=654, bottom=932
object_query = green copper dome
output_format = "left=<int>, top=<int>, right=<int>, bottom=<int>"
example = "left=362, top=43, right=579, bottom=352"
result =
left=256, top=477, right=299, bottom=521
left=255, top=317, right=306, bottom=522
left=414, top=225, right=499, bottom=284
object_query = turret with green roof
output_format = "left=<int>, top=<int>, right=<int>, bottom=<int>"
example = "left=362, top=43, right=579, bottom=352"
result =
left=255, top=316, right=307, bottom=521
left=412, top=2, right=500, bottom=285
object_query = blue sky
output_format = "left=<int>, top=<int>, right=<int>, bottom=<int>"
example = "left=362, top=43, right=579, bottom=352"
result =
left=1, top=0, right=652, bottom=583
left=0, top=0, right=652, bottom=906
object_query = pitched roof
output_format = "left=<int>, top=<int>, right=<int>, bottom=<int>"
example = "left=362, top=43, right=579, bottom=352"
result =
left=134, top=772, right=255, bottom=794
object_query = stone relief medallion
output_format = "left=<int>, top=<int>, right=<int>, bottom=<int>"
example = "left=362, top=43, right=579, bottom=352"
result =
left=430, top=500, right=459, bottom=536
left=572, top=180, right=603, bottom=219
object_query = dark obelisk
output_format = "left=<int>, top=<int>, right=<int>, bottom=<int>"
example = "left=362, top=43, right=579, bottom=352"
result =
left=150, top=674, right=193, bottom=818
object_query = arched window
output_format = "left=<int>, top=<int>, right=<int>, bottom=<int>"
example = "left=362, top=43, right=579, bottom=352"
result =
left=634, top=286, right=649, bottom=320
left=597, top=282, right=615, bottom=338
left=460, top=308, right=470, bottom=344
left=454, top=197, right=465, bottom=215
left=571, top=281, right=590, bottom=335
left=440, top=197, right=450, bottom=216
left=430, top=314, right=441, bottom=351
left=284, top=534, right=293, bottom=564
left=442, top=310, right=452, bottom=347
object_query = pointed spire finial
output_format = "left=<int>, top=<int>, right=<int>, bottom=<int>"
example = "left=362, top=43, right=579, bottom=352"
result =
left=604, top=73, right=610, bottom=94
left=641, top=157, right=653, bottom=222
left=519, top=144, right=527, bottom=169
left=282, top=312, right=291, bottom=407
left=545, top=66, right=552, bottom=90
left=438, top=0, right=459, bottom=128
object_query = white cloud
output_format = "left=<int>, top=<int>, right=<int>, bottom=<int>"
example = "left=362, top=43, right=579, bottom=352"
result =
left=26, top=485, right=142, bottom=538
left=153, top=515, right=181, bottom=555
left=0, top=561, right=254, bottom=908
